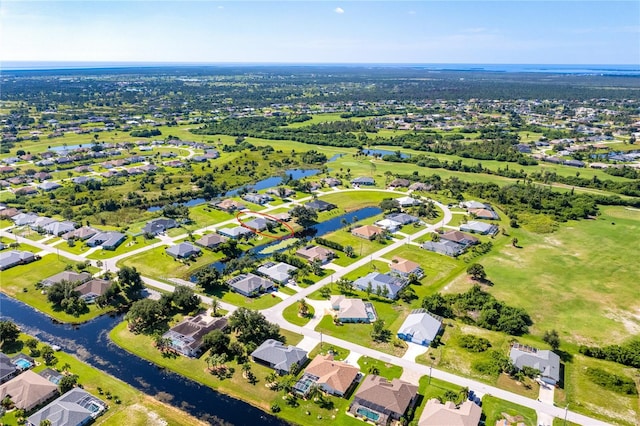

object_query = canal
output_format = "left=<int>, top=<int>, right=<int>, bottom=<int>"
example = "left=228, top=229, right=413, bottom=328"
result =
left=0, top=294, right=288, bottom=426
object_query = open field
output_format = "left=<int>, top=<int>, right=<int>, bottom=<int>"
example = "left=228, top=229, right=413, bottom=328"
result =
left=481, top=395, right=537, bottom=426
left=0, top=334, right=206, bottom=426
left=444, top=206, right=640, bottom=346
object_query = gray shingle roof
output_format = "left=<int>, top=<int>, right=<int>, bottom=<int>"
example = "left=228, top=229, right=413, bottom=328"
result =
left=250, top=339, right=307, bottom=373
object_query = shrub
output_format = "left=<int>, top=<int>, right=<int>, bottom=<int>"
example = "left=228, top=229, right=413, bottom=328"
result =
left=458, top=334, right=491, bottom=352
left=585, top=367, right=637, bottom=395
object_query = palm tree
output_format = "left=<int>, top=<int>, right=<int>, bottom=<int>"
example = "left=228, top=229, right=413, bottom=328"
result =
left=210, top=297, right=220, bottom=317
left=241, top=362, right=252, bottom=378
left=298, top=298, right=310, bottom=317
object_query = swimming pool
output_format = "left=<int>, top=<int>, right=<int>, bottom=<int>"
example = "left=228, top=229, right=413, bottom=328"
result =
left=356, top=406, right=380, bottom=422
left=14, top=359, right=32, bottom=369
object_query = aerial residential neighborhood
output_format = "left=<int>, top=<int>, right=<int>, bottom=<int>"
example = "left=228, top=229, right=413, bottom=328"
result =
left=0, top=7, right=638, bottom=424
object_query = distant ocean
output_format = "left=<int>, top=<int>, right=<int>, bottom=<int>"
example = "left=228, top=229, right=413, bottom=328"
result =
left=2, top=62, right=639, bottom=75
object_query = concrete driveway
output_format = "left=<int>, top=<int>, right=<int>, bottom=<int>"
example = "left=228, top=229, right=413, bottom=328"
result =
left=402, top=342, right=430, bottom=362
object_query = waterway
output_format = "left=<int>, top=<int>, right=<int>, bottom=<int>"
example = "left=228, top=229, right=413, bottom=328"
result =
left=200, top=206, right=382, bottom=275
left=362, top=149, right=409, bottom=159
left=223, top=169, right=321, bottom=197
left=0, top=294, right=288, bottom=426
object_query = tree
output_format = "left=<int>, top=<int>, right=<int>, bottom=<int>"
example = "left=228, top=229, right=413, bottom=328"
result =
left=365, top=281, right=373, bottom=298
left=344, top=245, right=355, bottom=257
left=25, top=337, right=39, bottom=356
left=289, top=205, right=317, bottom=228
left=0, top=320, right=20, bottom=349
left=543, top=329, right=561, bottom=351
left=310, top=259, right=323, bottom=276
left=371, top=319, right=391, bottom=342
left=126, top=299, right=165, bottom=333
left=228, top=308, right=282, bottom=349
left=381, top=286, right=390, bottom=299
left=154, top=334, right=173, bottom=353
left=118, top=266, right=143, bottom=288
left=58, top=374, right=79, bottom=393
left=298, top=299, right=310, bottom=317
left=202, top=329, right=230, bottom=354
left=210, top=297, right=221, bottom=317
left=466, top=263, right=487, bottom=282
left=172, top=285, right=200, bottom=313
left=379, top=198, right=400, bottom=213
left=41, top=345, right=57, bottom=366
left=336, top=278, right=353, bottom=295
left=511, top=237, right=519, bottom=247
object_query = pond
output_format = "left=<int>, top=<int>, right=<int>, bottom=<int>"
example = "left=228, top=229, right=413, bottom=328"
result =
left=48, top=144, right=85, bottom=152
left=198, top=206, right=382, bottom=275
left=363, top=149, right=410, bottom=159
left=224, top=169, right=321, bottom=197
left=0, top=294, right=288, bottom=426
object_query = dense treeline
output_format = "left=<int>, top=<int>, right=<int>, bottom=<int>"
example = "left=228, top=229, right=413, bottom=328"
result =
left=579, top=338, right=640, bottom=368
left=585, top=367, right=638, bottom=395
left=422, top=285, right=532, bottom=335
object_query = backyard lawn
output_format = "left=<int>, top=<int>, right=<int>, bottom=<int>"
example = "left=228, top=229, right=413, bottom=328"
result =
left=481, top=395, right=537, bottom=426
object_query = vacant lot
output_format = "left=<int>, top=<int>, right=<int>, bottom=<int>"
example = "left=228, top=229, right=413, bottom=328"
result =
left=445, top=206, right=640, bottom=346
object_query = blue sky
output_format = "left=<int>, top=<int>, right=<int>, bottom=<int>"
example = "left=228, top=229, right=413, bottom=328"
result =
left=1, top=1, right=638, bottom=64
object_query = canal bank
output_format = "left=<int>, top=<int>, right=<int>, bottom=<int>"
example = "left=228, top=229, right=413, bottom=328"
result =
left=0, top=294, right=289, bottom=426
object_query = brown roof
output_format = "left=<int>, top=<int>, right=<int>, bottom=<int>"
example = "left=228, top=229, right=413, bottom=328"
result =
left=354, top=375, right=418, bottom=417
left=440, top=230, right=478, bottom=245
left=296, top=245, right=334, bottom=262
left=75, top=279, right=112, bottom=298
left=419, top=399, right=482, bottom=426
left=62, top=226, right=98, bottom=240
left=390, top=257, right=421, bottom=274
left=196, top=233, right=228, bottom=248
left=0, top=370, right=58, bottom=410
left=0, top=208, right=20, bottom=218
left=304, top=354, right=359, bottom=394
left=215, top=199, right=246, bottom=211
left=352, top=225, right=384, bottom=239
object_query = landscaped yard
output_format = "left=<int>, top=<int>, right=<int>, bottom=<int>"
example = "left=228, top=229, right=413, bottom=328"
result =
left=0, top=254, right=105, bottom=323
left=319, top=189, right=395, bottom=211
left=118, top=245, right=223, bottom=282
left=0, top=334, right=206, bottom=426
left=357, top=356, right=402, bottom=380
left=481, top=395, right=537, bottom=426
left=87, top=235, right=161, bottom=260
left=109, top=322, right=363, bottom=426
left=283, top=302, right=314, bottom=327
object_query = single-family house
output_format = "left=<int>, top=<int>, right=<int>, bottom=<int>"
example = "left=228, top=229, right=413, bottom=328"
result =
left=86, top=231, right=126, bottom=250
left=42, top=221, right=76, bottom=236
left=242, top=193, right=273, bottom=205
left=250, top=339, right=308, bottom=375
left=330, top=296, right=377, bottom=323
left=397, top=309, right=443, bottom=346
left=243, top=217, right=272, bottom=232
left=14, top=187, right=38, bottom=196
left=422, top=240, right=465, bottom=257
left=27, top=388, right=107, bottom=426
left=293, top=354, right=360, bottom=398
left=564, top=159, right=585, bottom=168
left=38, top=181, right=62, bottom=192
left=353, top=272, right=408, bottom=300
left=62, top=226, right=98, bottom=241
left=257, top=262, right=297, bottom=284
left=74, top=279, right=112, bottom=303
left=351, top=225, right=384, bottom=240
left=227, top=273, right=275, bottom=297
left=195, top=233, right=228, bottom=250
left=162, top=314, right=228, bottom=357
left=349, top=375, right=418, bottom=424
left=419, top=399, right=482, bottom=426
left=12, top=212, right=39, bottom=226
left=296, top=245, right=335, bottom=264
left=385, top=212, right=419, bottom=225
left=30, top=217, right=56, bottom=231
left=389, top=257, right=423, bottom=278
left=266, top=187, right=296, bottom=198
left=142, top=218, right=178, bottom=235
left=461, top=201, right=489, bottom=210
left=395, top=196, right=421, bottom=207
left=439, top=230, right=479, bottom=247
left=304, top=199, right=337, bottom=212
left=389, top=178, right=410, bottom=188
left=322, top=177, right=341, bottom=187
left=166, top=242, right=201, bottom=259
left=0, top=207, right=20, bottom=219
left=41, top=271, right=91, bottom=287
left=509, top=343, right=560, bottom=386
left=351, top=177, right=375, bottom=186
left=218, top=226, right=254, bottom=239
left=469, top=208, right=499, bottom=220
left=0, top=251, right=36, bottom=271
left=374, top=218, right=403, bottom=233
left=0, top=354, right=18, bottom=384
left=0, top=370, right=58, bottom=411
left=38, top=368, right=63, bottom=385
left=408, top=182, right=432, bottom=192
left=459, top=221, right=498, bottom=235
left=213, top=199, right=246, bottom=212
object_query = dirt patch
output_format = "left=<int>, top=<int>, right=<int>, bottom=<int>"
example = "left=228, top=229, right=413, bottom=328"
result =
left=603, top=308, right=640, bottom=336
left=126, top=403, right=169, bottom=426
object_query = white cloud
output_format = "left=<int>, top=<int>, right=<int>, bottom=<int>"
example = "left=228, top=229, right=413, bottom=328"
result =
left=334, top=7, right=344, bottom=14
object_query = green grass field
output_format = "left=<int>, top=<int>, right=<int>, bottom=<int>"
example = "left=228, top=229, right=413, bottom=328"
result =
left=0, top=254, right=104, bottom=323
left=282, top=302, right=314, bottom=326
left=481, top=395, right=537, bottom=426
left=357, top=356, right=403, bottom=380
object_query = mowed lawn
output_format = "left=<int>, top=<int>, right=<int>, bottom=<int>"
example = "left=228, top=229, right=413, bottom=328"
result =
left=446, top=206, right=640, bottom=346
left=0, top=254, right=105, bottom=323
left=118, top=245, right=224, bottom=282
left=319, top=189, right=396, bottom=211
